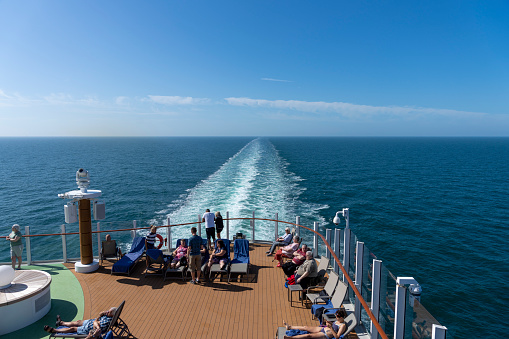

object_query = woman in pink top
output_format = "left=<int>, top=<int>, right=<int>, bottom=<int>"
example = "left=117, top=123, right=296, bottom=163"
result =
left=170, top=239, right=188, bottom=269
left=275, top=236, right=300, bottom=267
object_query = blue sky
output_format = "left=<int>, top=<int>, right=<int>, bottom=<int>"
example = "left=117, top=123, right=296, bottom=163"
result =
left=0, top=0, right=508, bottom=136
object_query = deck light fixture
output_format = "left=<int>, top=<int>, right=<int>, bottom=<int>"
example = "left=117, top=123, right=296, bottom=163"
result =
left=333, top=208, right=349, bottom=228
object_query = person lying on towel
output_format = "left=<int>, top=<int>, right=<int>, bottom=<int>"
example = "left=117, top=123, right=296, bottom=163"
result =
left=43, top=307, right=116, bottom=338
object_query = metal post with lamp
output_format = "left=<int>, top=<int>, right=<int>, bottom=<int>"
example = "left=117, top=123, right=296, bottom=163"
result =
left=58, top=169, right=105, bottom=273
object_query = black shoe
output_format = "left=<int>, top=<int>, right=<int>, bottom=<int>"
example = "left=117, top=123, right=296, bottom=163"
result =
left=266, top=253, right=272, bottom=256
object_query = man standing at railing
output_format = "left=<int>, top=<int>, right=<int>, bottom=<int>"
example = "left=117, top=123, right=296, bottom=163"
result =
left=202, top=208, right=216, bottom=250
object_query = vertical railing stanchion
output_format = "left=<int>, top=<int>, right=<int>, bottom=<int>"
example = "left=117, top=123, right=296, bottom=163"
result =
left=296, top=216, right=300, bottom=238
left=226, top=211, right=230, bottom=240
left=252, top=211, right=255, bottom=241
left=198, top=215, right=202, bottom=237
left=394, top=277, right=417, bottom=339
left=354, top=241, right=365, bottom=323
left=343, top=227, right=351, bottom=283
left=334, top=228, right=341, bottom=276
left=131, top=220, right=137, bottom=239
left=97, top=222, right=101, bottom=259
left=25, top=226, right=31, bottom=265
left=313, top=222, right=318, bottom=258
left=432, top=324, right=447, bottom=339
left=167, top=217, right=171, bottom=251
left=325, top=229, right=332, bottom=261
left=61, top=224, right=67, bottom=263
left=275, top=213, right=278, bottom=241
left=371, top=259, right=383, bottom=339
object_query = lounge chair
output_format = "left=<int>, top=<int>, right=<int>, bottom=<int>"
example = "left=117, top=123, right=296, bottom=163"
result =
left=306, top=271, right=339, bottom=305
left=315, top=256, right=330, bottom=283
left=274, top=313, right=356, bottom=339
left=321, top=312, right=357, bottom=337
left=164, top=238, right=188, bottom=281
left=112, top=237, right=145, bottom=276
left=209, top=238, right=231, bottom=281
left=100, top=240, right=121, bottom=265
left=287, top=256, right=330, bottom=306
left=228, top=238, right=250, bottom=282
left=50, top=300, right=131, bottom=338
left=144, top=249, right=169, bottom=278
left=311, top=280, right=348, bottom=321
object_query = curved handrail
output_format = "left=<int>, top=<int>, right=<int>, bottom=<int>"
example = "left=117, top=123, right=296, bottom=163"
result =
left=15, top=216, right=388, bottom=338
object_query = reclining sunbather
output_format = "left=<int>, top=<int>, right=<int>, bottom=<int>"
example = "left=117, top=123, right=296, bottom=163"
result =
left=43, top=307, right=117, bottom=338
left=283, top=309, right=347, bottom=339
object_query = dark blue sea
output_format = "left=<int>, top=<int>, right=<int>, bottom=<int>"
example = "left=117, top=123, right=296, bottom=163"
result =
left=1, top=137, right=508, bottom=338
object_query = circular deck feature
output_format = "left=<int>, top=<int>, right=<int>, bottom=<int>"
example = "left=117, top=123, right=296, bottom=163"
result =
left=0, top=270, right=52, bottom=335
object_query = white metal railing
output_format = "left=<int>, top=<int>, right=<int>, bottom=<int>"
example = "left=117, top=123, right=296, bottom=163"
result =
left=1, top=212, right=447, bottom=339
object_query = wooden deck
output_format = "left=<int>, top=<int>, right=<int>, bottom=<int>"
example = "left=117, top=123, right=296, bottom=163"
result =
left=64, top=243, right=358, bottom=339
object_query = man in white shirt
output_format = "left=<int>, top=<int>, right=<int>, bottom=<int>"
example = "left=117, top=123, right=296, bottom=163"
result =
left=266, top=227, right=293, bottom=256
left=202, top=209, right=216, bottom=250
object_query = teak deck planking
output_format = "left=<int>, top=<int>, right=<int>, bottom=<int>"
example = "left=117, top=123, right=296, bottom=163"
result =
left=64, top=243, right=358, bottom=339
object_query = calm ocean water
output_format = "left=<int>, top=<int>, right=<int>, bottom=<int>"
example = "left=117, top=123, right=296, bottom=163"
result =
left=1, top=137, right=508, bottom=338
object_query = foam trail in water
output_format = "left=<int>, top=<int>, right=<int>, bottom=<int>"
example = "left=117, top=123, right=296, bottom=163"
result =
left=152, top=138, right=327, bottom=243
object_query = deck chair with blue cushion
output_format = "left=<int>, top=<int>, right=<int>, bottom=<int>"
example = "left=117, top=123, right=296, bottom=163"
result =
left=209, top=238, right=231, bottom=281
left=164, top=238, right=188, bottom=281
left=228, top=239, right=250, bottom=282
left=50, top=301, right=131, bottom=338
left=145, top=249, right=169, bottom=278
left=112, top=237, right=145, bottom=276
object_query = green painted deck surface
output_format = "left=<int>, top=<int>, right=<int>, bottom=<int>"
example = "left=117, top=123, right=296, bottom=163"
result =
left=2, top=264, right=84, bottom=339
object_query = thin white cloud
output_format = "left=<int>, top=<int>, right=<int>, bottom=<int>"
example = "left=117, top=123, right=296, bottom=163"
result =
left=261, top=77, right=293, bottom=83
left=147, top=95, right=210, bottom=105
left=224, top=97, right=488, bottom=119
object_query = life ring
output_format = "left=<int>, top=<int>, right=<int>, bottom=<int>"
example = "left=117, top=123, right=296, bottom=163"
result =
left=155, top=234, right=163, bottom=249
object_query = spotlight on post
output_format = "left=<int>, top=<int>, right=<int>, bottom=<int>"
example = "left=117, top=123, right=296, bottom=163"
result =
left=333, top=208, right=349, bottom=228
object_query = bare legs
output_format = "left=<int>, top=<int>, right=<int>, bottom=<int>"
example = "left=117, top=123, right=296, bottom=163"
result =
left=282, top=320, right=326, bottom=339
left=11, top=255, right=21, bottom=269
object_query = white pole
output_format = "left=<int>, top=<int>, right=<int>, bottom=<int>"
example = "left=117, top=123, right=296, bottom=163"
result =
left=198, top=215, right=202, bottom=237
left=61, top=224, right=67, bottom=263
left=325, top=229, right=332, bottom=261
left=343, top=228, right=351, bottom=283
left=226, top=211, right=230, bottom=240
left=252, top=211, right=255, bottom=241
left=275, top=213, right=278, bottom=240
left=25, top=226, right=31, bottom=265
left=354, top=241, right=364, bottom=323
left=313, top=222, right=318, bottom=258
left=334, top=228, right=341, bottom=276
left=370, top=259, right=383, bottom=339
left=432, top=324, right=447, bottom=339
left=97, top=222, right=101, bottom=259
left=296, top=216, right=300, bottom=237
left=167, top=217, right=171, bottom=251
left=131, top=220, right=137, bottom=239
left=394, top=277, right=418, bottom=339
